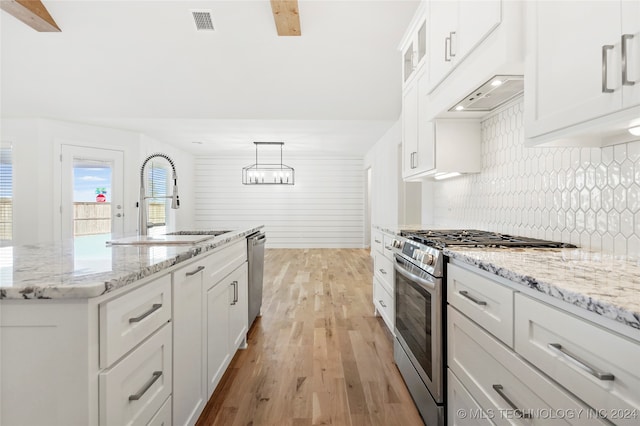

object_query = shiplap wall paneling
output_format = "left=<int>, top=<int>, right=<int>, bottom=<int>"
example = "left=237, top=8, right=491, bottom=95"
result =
left=194, top=156, right=365, bottom=248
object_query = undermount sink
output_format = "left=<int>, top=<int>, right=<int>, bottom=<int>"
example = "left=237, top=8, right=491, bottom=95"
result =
left=106, top=230, right=232, bottom=246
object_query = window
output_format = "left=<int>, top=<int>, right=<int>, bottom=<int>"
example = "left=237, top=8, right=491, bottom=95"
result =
left=0, top=143, right=12, bottom=244
left=146, top=162, right=169, bottom=236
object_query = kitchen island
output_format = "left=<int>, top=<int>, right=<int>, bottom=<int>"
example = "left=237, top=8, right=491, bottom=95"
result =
left=0, top=225, right=263, bottom=426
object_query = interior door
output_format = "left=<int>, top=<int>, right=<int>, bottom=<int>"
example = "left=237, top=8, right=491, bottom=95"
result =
left=60, top=145, right=124, bottom=242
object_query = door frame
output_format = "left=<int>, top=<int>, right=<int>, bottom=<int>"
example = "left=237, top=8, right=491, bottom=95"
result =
left=56, top=144, right=125, bottom=241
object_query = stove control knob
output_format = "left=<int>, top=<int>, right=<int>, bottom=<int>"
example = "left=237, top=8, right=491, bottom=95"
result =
left=413, top=250, right=424, bottom=262
left=424, top=253, right=435, bottom=266
left=392, top=240, right=402, bottom=249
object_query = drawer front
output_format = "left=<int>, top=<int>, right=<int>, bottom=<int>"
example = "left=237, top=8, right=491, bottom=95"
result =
left=100, top=274, right=172, bottom=367
left=374, top=276, right=394, bottom=334
left=203, top=238, right=248, bottom=291
left=448, top=369, right=496, bottom=426
left=447, top=263, right=514, bottom=347
left=515, top=294, right=640, bottom=425
left=372, top=230, right=385, bottom=254
left=374, top=251, right=394, bottom=290
left=449, top=306, right=608, bottom=426
left=147, top=396, right=171, bottom=426
left=100, top=324, right=172, bottom=426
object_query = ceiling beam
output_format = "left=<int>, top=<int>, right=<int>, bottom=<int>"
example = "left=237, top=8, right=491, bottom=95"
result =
left=270, top=0, right=300, bottom=36
left=0, top=0, right=61, bottom=32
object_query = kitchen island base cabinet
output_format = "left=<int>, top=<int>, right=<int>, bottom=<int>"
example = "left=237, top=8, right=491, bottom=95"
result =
left=207, top=262, right=249, bottom=397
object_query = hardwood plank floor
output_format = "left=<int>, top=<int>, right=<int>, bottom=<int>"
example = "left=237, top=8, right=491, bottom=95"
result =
left=196, top=249, right=424, bottom=426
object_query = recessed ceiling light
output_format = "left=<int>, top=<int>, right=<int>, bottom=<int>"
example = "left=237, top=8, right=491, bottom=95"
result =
left=628, top=125, right=640, bottom=136
left=491, top=80, right=503, bottom=87
left=455, top=105, right=464, bottom=111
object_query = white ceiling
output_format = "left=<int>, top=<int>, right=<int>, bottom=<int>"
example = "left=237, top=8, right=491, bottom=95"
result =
left=1, top=0, right=420, bottom=156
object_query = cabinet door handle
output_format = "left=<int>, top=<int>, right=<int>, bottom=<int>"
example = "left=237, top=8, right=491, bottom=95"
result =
left=185, top=265, right=205, bottom=276
left=374, top=239, right=382, bottom=244
left=230, top=281, right=238, bottom=305
left=410, top=152, right=418, bottom=169
left=459, top=290, right=487, bottom=306
left=602, top=44, right=615, bottom=93
left=129, top=303, right=162, bottom=323
left=448, top=31, right=456, bottom=57
left=379, top=300, right=387, bottom=308
left=379, top=268, right=387, bottom=275
left=492, top=385, right=531, bottom=418
left=129, top=371, right=162, bottom=401
left=444, top=36, right=451, bottom=62
left=622, top=34, right=636, bottom=86
left=548, top=343, right=614, bottom=381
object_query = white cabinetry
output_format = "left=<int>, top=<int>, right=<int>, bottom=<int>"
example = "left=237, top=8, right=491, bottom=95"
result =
left=172, top=261, right=207, bottom=426
left=515, top=294, right=640, bottom=425
left=525, top=0, right=640, bottom=147
left=447, top=261, right=639, bottom=426
left=206, top=261, right=249, bottom=397
left=427, top=0, right=501, bottom=93
left=400, top=3, right=427, bottom=87
left=372, top=228, right=395, bottom=333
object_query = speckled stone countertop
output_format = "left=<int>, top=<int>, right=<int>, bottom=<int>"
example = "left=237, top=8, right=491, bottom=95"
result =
left=0, top=226, right=263, bottom=300
left=445, top=247, right=640, bottom=331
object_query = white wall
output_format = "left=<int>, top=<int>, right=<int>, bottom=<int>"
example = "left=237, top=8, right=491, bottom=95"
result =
left=194, top=155, right=364, bottom=248
left=1, top=118, right=194, bottom=244
left=431, top=99, right=640, bottom=256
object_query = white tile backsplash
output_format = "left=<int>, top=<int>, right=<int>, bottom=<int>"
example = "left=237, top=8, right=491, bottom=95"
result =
left=432, top=99, right=640, bottom=256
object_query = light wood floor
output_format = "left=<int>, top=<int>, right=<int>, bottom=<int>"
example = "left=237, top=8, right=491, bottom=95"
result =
left=196, top=249, right=424, bottom=426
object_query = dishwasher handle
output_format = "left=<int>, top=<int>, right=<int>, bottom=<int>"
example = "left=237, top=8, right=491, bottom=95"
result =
left=251, top=232, right=267, bottom=246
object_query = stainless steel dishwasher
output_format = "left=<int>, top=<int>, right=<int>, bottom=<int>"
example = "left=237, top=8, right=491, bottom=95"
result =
left=247, top=231, right=266, bottom=328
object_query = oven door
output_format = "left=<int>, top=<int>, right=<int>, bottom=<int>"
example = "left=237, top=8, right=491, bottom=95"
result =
left=394, top=254, right=443, bottom=403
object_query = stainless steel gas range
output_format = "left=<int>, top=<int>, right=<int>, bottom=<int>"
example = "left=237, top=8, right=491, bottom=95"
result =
left=390, top=229, right=575, bottom=426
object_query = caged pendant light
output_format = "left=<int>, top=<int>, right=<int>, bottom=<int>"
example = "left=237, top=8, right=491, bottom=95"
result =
left=242, top=142, right=295, bottom=185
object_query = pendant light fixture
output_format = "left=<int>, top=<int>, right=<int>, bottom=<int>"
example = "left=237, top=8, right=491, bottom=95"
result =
left=242, top=142, right=295, bottom=185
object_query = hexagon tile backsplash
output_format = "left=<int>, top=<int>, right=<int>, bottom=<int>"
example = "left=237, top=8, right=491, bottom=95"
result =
left=432, top=99, right=640, bottom=256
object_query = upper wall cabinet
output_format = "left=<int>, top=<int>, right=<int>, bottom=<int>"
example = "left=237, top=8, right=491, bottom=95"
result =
left=427, top=0, right=502, bottom=94
left=400, top=3, right=428, bottom=88
left=525, top=0, right=640, bottom=147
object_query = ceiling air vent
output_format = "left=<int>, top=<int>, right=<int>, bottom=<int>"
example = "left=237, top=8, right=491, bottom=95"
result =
left=191, top=10, right=215, bottom=31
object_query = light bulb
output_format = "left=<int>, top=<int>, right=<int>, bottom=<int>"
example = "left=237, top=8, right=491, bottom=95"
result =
left=628, top=125, right=640, bottom=136
left=455, top=105, right=464, bottom=111
left=491, top=80, right=503, bottom=87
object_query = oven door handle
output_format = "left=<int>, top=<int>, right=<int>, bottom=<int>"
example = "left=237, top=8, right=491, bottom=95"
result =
left=394, top=257, right=436, bottom=291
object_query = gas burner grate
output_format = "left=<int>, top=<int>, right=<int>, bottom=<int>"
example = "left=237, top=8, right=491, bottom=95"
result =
left=401, top=229, right=576, bottom=249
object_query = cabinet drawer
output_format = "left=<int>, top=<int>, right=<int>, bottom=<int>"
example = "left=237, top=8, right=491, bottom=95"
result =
left=100, top=324, right=172, bottom=426
left=449, top=306, right=607, bottom=426
left=100, top=275, right=172, bottom=368
left=147, top=396, right=171, bottom=426
left=373, top=251, right=394, bottom=290
left=448, top=369, right=495, bottom=426
left=374, top=275, right=394, bottom=334
left=203, top=238, right=248, bottom=291
left=447, top=263, right=514, bottom=347
left=515, top=294, right=640, bottom=425
left=372, top=230, right=385, bottom=254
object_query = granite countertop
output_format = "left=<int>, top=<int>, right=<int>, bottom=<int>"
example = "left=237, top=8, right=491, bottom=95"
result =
left=0, top=226, right=263, bottom=300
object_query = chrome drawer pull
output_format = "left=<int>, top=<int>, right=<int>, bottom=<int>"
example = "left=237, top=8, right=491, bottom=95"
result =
left=622, top=34, right=636, bottom=86
left=374, top=239, right=382, bottom=244
left=548, top=343, right=615, bottom=381
left=185, top=265, right=205, bottom=276
left=459, top=290, right=487, bottom=306
left=379, top=269, right=387, bottom=275
left=492, top=385, right=531, bottom=418
left=129, top=371, right=162, bottom=401
left=379, top=300, right=387, bottom=308
left=602, top=45, right=615, bottom=93
left=128, top=303, right=162, bottom=323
